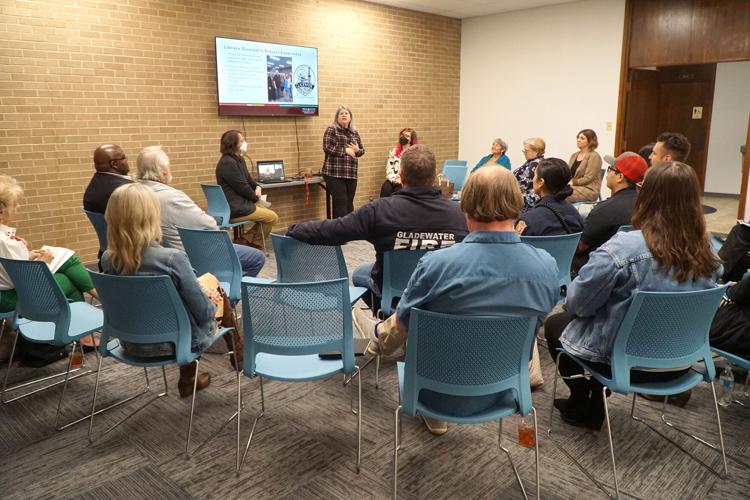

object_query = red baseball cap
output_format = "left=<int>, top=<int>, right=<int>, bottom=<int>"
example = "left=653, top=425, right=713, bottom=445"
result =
left=603, top=152, right=648, bottom=183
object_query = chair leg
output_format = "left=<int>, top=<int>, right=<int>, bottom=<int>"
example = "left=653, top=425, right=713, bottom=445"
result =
left=532, top=407, right=540, bottom=500
left=54, top=341, right=79, bottom=429
left=498, top=418, right=530, bottom=500
left=601, top=385, right=620, bottom=499
left=89, top=365, right=168, bottom=445
left=185, top=358, right=201, bottom=456
left=631, top=381, right=730, bottom=477
left=238, top=375, right=266, bottom=475
left=355, top=365, right=362, bottom=473
left=375, top=355, right=380, bottom=389
left=393, top=405, right=402, bottom=499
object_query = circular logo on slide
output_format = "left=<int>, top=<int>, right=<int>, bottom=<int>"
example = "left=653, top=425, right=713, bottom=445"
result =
left=293, top=65, right=316, bottom=96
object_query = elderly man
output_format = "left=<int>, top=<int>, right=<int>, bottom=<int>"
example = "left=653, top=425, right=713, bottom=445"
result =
left=83, top=144, right=134, bottom=214
left=287, top=144, right=468, bottom=312
left=371, top=165, right=559, bottom=434
left=135, top=146, right=265, bottom=278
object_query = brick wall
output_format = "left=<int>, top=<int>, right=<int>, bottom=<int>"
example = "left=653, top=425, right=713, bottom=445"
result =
left=0, top=0, right=461, bottom=264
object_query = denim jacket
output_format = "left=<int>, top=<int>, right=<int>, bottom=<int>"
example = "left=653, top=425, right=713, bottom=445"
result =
left=102, top=245, right=217, bottom=357
left=560, top=230, right=719, bottom=363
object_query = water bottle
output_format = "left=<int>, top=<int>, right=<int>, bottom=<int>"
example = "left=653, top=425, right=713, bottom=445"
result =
left=718, top=366, right=734, bottom=407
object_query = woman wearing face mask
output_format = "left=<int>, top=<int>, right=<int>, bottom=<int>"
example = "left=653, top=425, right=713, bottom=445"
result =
left=380, top=128, right=418, bottom=198
left=215, top=130, right=278, bottom=249
left=322, top=105, right=365, bottom=218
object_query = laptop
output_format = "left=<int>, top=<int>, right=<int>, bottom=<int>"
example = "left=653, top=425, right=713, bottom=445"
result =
left=256, top=160, right=291, bottom=184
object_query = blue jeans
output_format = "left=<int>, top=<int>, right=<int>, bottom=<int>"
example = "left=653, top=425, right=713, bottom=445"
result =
left=234, top=244, right=265, bottom=277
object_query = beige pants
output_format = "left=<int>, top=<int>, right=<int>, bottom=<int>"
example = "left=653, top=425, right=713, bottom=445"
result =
left=231, top=206, right=279, bottom=247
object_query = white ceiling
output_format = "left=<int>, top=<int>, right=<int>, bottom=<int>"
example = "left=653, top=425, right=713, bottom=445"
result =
left=364, top=0, right=580, bottom=19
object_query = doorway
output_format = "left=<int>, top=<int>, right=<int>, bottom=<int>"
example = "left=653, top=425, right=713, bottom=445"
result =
left=621, top=64, right=716, bottom=191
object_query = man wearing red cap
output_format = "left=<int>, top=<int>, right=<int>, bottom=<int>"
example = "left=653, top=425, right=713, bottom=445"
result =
left=573, top=152, right=648, bottom=272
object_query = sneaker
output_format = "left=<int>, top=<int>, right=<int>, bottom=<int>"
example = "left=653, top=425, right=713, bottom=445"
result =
left=420, top=414, right=448, bottom=436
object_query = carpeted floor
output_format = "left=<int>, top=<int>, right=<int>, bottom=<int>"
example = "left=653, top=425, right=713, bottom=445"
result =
left=1, top=240, right=749, bottom=499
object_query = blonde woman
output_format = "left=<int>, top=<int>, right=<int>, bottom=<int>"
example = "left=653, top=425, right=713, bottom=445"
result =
left=513, top=137, right=545, bottom=210
left=102, top=183, right=218, bottom=397
left=567, top=129, right=603, bottom=202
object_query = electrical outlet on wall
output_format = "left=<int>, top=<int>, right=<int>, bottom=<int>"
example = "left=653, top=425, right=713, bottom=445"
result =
left=692, top=106, right=703, bottom=119
left=605, top=121, right=612, bottom=131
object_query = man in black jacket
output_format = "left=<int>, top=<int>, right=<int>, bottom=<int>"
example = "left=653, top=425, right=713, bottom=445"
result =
left=287, top=144, right=468, bottom=311
left=83, top=144, right=133, bottom=214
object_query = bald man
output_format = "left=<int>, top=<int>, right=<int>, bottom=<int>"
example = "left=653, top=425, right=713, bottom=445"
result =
left=83, top=144, right=133, bottom=214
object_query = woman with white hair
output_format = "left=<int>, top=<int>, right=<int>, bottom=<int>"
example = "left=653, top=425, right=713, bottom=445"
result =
left=102, top=183, right=218, bottom=397
left=471, top=138, right=511, bottom=173
left=136, top=145, right=265, bottom=277
left=322, top=105, right=365, bottom=218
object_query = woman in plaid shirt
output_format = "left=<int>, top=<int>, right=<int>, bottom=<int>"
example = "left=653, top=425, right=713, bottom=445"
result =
left=322, top=105, right=365, bottom=218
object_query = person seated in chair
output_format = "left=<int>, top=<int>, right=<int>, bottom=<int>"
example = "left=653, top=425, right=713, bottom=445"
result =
left=83, top=144, right=133, bottom=214
left=102, top=183, right=239, bottom=397
left=215, top=130, right=278, bottom=250
left=545, top=162, right=720, bottom=430
left=368, top=166, right=559, bottom=435
left=515, top=158, right=584, bottom=236
left=1, top=175, right=99, bottom=366
left=710, top=276, right=750, bottom=360
left=135, top=146, right=265, bottom=278
left=572, top=152, right=646, bottom=273
left=287, top=144, right=469, bottom=313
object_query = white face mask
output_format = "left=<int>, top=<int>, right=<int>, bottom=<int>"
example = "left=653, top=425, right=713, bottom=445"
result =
left=239, top=141, right=248, bottom=154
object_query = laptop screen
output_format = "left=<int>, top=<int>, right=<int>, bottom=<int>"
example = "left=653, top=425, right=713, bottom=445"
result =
left=256, top=160, right=285, bottom=181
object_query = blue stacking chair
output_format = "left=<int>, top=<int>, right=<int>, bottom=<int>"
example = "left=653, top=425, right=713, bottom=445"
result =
left=442, top=161, right=469, bottom=191
left=549, top=287, right=728, bottom=498
left=88, top=272, right=240, bottom=459
left=200, top=183, right=266, bottom=254
left=394, top=309, right=540, bottom=499
left=521, top=233, right=582, bottom=300
left=238, top=278, right=361, bottom=475
left=83, top=209, right=108, bottom=253
left=381, top=249, right=430, bottom=317
left=177, top=226, right=243, bottom=304
left=271, top=234, right=366, bottom=305
left=0, top=257, right=104, bottom=430
left=712, top=347, right=750, bottom=408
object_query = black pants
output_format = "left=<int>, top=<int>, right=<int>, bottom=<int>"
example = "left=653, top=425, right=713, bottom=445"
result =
left=544, top=311, right=688, bottom=402
left=719, top=224, right=750, bottom=282
left=323, top=174, right=357, bottom=218
left=379, top=180, right=401, bottom=198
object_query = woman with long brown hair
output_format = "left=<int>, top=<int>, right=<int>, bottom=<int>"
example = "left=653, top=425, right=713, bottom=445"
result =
left=567, top=128, right=603, bottom=202
left=544, top=162, right=720, bottom=430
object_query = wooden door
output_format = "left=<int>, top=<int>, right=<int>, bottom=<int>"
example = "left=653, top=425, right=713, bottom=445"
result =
left=656, top=65, right=716, bottom=191
left=738, top=113, right=750, bottom=219
left=622, top=69, right=660, bottom=153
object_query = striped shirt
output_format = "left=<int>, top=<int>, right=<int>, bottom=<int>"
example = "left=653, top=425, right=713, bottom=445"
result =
left=322, top=125, right=365, bottom=180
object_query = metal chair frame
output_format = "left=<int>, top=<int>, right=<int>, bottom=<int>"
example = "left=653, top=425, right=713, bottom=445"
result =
left=200, top=183, right=268, bottom=255
left=547, top=288, right=729, bottom=499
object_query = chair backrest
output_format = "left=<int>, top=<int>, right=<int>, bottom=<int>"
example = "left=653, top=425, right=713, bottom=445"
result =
left=381, top=249, right=430, bottom=316
left=0, top=257, right=72, bottom=343
left=83, top=209, right=108, bottom=252
left=401, top=308, right=538, bottom=417
left=442, top=162, right=469, bottom=191
left=89, top=272, right=195, bottom=364
left=610, top=287, right=727, bottom=392
left=520, top=232, right=582, bottom=289
left=271, top=234, right=349, bottom=282
left=200, top=184, right=232, bottom=226
left=241, top=278, right=354, bottom=376
left=176, top=226, right=242, bottom=302
left=617, top=224, right=634, bottom=233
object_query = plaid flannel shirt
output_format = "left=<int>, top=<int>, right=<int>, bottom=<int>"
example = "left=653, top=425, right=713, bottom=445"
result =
left=322, top=125, right=364, bottom=179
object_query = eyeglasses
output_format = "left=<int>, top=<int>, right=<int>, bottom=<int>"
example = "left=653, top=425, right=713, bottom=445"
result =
left=110, top=156, right=127, bottom=162
left=607, top=165, right=620, bottom=174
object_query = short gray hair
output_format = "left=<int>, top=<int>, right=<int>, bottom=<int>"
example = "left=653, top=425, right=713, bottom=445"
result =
left=136, top=146, right=170, bottom=183
left=493, top=138, right=508, bottom=153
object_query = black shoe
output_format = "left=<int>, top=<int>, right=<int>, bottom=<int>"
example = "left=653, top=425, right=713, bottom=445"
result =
left=554, top=398, right=604, bottom=431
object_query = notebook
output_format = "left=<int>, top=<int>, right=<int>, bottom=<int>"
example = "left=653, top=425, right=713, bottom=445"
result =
left=256, top=160, right=290, bottom=184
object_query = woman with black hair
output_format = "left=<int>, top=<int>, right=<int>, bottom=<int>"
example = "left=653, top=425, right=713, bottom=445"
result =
left=515, top=157, right=584, bottom=236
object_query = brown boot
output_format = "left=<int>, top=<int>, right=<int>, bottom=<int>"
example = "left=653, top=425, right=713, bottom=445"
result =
left=223, top=330, right=243, bottom=371
left=177, top=361, right=211, bottom=398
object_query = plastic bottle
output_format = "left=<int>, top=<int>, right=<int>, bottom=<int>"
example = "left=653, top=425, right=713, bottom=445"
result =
left=517, top=418, right=535, bottom=448
left=718, top=366, right=734, bottom=407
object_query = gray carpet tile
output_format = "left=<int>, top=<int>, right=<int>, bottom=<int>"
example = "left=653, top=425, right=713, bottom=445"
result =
left=1, top=239, right=749, bottom=499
